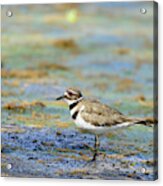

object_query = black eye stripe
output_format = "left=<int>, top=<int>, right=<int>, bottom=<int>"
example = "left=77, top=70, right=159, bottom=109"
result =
left=68, top=91, right=77, bottom=95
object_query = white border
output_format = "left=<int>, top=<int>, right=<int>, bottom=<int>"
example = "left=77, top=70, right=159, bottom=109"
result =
left=1, top=0, right=162, bottom=186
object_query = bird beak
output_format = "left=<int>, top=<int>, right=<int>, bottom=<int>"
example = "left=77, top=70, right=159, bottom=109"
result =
left=56, top=95, right=65, bottom=100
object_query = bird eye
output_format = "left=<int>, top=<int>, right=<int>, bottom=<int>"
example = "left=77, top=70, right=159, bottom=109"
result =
left=68, top=92, right=73, bottom=96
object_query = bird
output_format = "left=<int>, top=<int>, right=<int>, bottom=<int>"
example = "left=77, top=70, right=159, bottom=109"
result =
left=56, top=87, right=157, bottom=161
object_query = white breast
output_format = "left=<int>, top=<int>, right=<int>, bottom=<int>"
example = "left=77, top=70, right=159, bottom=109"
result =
left=75, top=112, right=96, bottom=130
left=72, top=105, right=102, bottom=133
left=71, top=105, right=91, bottom=128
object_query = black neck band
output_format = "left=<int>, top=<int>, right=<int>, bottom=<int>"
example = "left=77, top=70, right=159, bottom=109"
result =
left=69, top=100, right=81, bottom=110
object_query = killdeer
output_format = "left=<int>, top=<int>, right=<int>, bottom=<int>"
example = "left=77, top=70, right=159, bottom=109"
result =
left=56, top=87, right=156, bottom=161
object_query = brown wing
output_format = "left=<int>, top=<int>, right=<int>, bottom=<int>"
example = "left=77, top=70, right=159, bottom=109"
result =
left=80, top=99, right=128, bottom=127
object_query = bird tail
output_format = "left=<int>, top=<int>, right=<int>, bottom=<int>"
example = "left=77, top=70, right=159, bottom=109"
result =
left=129, top=117, right=158, bottom=127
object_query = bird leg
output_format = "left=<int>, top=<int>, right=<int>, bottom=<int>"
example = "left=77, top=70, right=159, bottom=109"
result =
left=91, top=134, right=99, bottom=161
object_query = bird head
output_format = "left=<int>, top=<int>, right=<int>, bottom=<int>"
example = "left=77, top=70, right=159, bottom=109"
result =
left=56, top=88, right=83, bottom=105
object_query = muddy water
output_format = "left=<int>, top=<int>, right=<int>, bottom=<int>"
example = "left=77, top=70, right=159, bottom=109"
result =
left=1, top=2, right=157, bottom=180
left=1, top=125, right=155, bottom=180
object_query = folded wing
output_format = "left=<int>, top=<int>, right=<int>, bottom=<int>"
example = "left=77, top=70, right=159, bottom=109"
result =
left=80, top=100, right=128, bottom=127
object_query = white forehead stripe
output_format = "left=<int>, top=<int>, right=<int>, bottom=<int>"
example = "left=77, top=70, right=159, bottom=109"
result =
left=64, top=92, right=68, bottom=96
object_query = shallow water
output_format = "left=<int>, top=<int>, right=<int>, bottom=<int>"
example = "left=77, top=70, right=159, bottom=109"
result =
left=1, top=125, right=155, bottom=180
